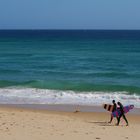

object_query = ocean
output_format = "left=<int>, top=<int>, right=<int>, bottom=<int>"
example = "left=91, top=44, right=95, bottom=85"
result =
left=0, top=30, right=140, bottom=107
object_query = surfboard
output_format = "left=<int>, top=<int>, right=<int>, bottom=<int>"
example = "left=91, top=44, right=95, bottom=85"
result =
left=103, top=104, right=114, bottom=112
left=112, top=105, right=134, bottom=117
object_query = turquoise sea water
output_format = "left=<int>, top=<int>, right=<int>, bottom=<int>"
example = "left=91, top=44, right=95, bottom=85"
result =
left=0, top=30, right=140, bottom=106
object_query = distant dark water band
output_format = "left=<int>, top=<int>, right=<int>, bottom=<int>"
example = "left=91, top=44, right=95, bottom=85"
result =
left=0, top=80, right=140, bottom=94
left=1, top=30, right=140, bottom=40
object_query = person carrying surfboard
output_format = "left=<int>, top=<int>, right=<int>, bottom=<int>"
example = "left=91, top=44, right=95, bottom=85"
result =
left=116, top=102, right=129, bottom=126
left=108, top=100, right=117, bottom=123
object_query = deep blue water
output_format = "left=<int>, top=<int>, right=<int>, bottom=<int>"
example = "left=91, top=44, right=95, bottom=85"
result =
left=0, top=30, right=140, bottom=93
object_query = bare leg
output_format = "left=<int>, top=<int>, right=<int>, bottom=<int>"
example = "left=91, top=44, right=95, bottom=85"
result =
left=116, top=114, right=122, bottom=126
left=122, top=114, right=128, bottom=126
left=108, top=115, right=113, bottom=123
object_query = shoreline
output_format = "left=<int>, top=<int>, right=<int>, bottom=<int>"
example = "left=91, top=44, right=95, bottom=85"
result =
left=0, top=104, right=139, bottom=115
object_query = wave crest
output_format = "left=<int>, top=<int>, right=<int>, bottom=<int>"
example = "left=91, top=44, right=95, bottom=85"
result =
left=0, top=87, right=140, bottom=107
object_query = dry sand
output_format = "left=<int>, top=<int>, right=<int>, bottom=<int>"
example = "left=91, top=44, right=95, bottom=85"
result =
left=0, top=106, right=140, bottom=140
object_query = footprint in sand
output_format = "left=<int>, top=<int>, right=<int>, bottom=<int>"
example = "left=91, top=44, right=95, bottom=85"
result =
left=96, top=137, right=101, bottom=139
left=2, top=122, right=6, bottom=125
left=73, top=130, right=78, bottom=133
left=61, top=134, right=64, bottom=136
left=4, top=127, right=9, bottom=132
left=61, top=120, right=64, bottom=122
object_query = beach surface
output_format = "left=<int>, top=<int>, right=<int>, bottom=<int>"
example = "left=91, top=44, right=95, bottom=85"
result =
left=0, top=105, right=140, bottom=140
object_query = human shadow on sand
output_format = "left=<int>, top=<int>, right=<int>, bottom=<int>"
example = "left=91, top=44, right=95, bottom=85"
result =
left=86, top=121, right=115, bottom=126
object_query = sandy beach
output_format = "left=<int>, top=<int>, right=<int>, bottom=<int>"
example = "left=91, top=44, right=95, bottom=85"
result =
left=0, top=105, right=140, bottom=140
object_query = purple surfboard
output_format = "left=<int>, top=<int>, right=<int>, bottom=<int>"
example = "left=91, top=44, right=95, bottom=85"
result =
left=112, top=105, right=134, bottom=117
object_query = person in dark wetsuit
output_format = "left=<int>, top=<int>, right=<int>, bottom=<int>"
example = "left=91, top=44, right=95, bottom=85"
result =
left=116, top=102, right=129, bottom=126
left=108, top=100, right=117, bottom=123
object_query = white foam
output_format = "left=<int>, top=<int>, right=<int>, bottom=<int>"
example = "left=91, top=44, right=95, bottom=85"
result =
left=0, top=87, right=140, bottom=107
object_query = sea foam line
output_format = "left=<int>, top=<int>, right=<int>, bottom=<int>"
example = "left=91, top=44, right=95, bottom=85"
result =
left=0, top=87, right=140, bottom=107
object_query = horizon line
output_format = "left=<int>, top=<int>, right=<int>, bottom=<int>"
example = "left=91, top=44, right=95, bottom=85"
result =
left=0, top=29, right=140, bottom=31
